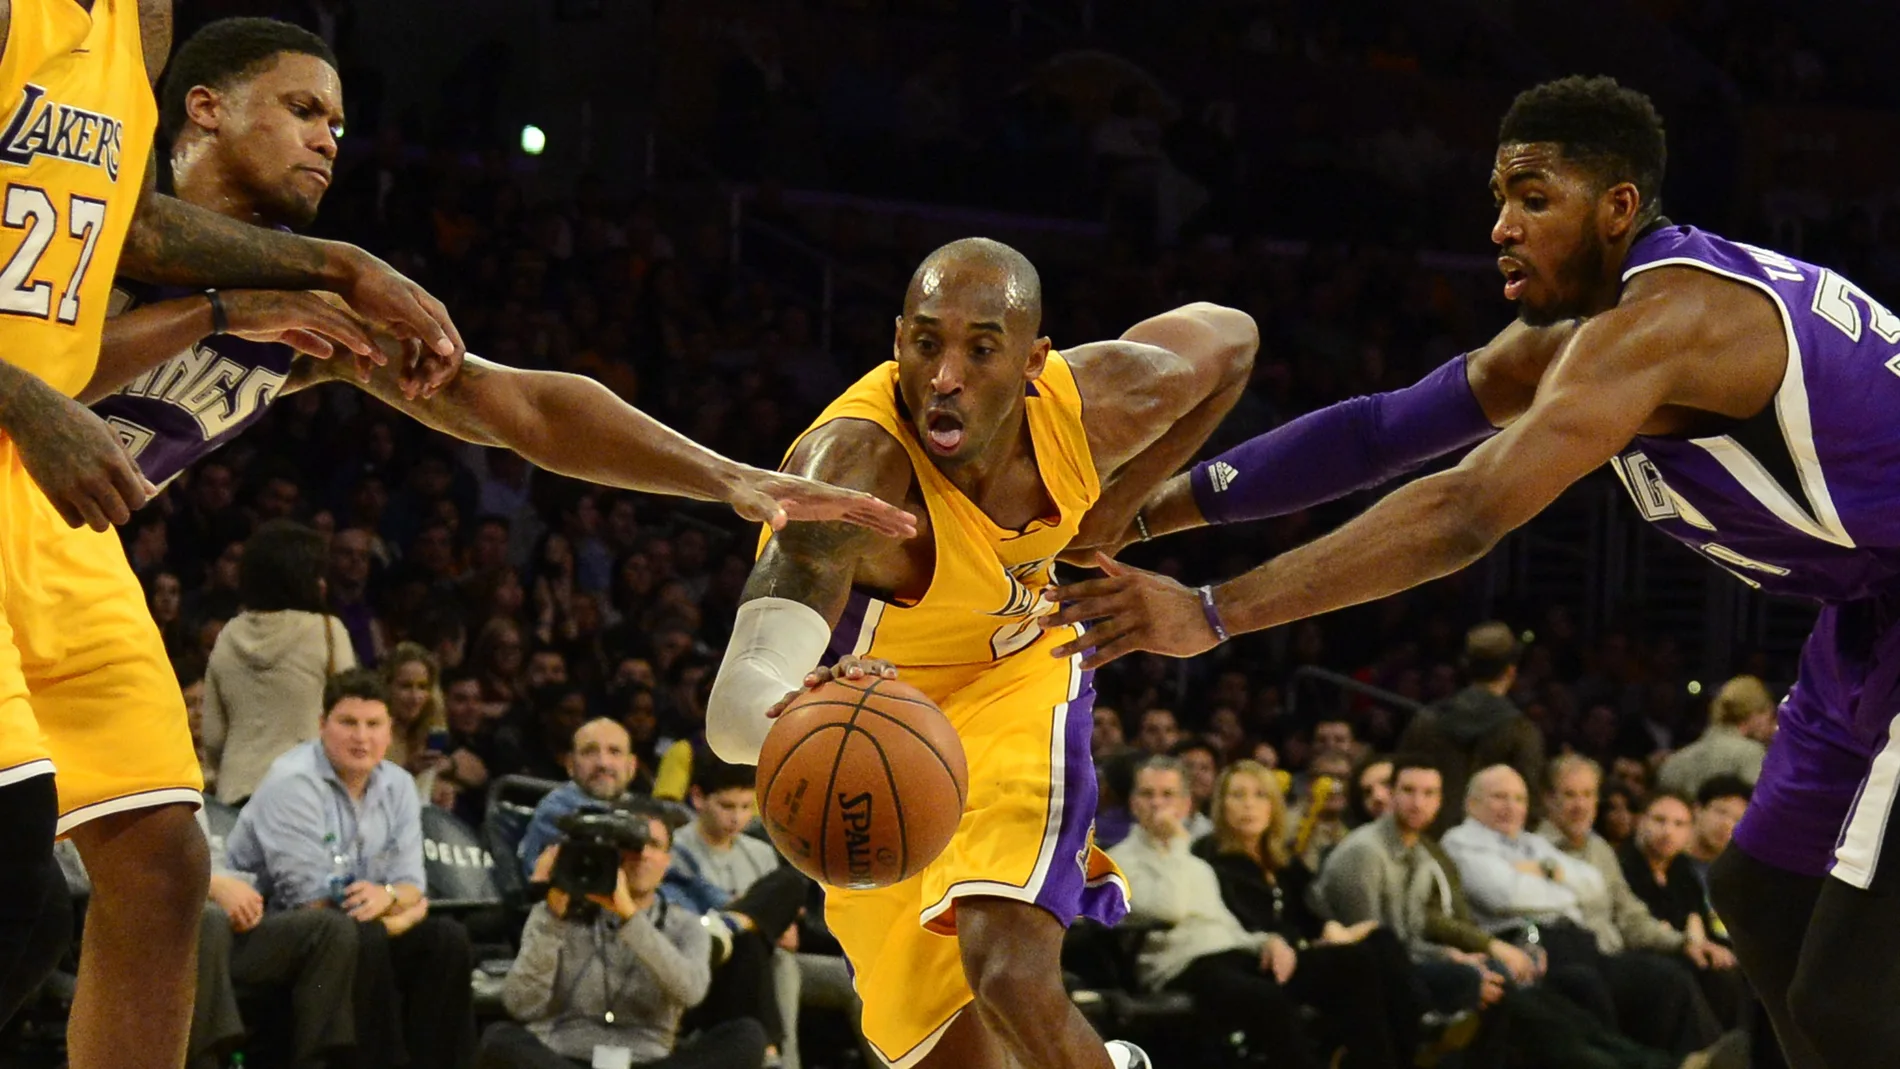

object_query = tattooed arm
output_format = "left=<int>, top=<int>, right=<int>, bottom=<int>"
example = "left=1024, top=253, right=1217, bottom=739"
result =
left=121, top=0, right=462, bottom=384
left=292, top=353, right=916, bottom=536
left=705, top=421, right=915, bottom=763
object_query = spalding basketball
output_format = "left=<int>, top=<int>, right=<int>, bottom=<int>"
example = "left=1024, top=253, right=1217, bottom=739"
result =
left=756, top=676, right=968, bottom=889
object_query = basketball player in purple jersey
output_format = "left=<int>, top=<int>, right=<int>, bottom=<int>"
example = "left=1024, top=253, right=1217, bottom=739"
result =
left=1047, top=76, right=1900, bottom=1067
left=81, top=19, right=914, bottom=539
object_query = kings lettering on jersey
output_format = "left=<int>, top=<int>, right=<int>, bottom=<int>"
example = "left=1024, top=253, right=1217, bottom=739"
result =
left=0, top=83, right=127, bottom=180
left=91, top=283, right=299, bottom=488
left=1612, top=224, right=1900, bottom=604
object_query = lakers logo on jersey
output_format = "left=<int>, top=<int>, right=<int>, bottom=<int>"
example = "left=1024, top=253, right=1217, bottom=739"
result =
left=0, top=83, right=128, bottom=180
left=989, top=557, right=1055, bottom=659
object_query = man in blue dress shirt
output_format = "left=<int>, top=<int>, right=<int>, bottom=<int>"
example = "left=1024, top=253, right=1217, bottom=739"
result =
left=228, top=669, right=475, bottom=1069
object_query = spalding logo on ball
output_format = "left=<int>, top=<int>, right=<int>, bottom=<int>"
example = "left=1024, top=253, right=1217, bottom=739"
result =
left=756, top=676, right=969, bottom=890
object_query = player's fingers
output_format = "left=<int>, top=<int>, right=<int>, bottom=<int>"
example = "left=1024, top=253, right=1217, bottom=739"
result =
left=280, top=329, right=336, bottom=360
left=1094, top=551, right=1130, bottom=575
left=390, top=284, right=458, bottom=358
left=1043, top=576, right=1123, bottom=604
left=414, top=284, right=465, bottom=357
left=87, top=477, right=131, bottom=528
left=315, top=305, right=377, bottom=358
left=1079, top=630, right=1142, bottom=671
left=105, top=460, right=149, bottom=518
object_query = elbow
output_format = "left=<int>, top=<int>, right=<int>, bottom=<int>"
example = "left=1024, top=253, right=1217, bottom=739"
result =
left=703, top=678, right=763, bottom=767
left=1192, top=302, right=1259, bottom=387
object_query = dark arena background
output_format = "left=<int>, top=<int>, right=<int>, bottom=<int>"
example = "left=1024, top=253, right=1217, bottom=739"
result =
left=5, top=1, right=1899, bottom=1067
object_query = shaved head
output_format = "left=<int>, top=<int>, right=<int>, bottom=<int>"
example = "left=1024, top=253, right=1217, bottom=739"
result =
left=904, top=237, right=1042, bottom=335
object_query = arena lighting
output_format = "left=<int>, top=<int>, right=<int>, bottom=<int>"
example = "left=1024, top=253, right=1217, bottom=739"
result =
left=1520, top=630, right=1535, bottom=644
left=520, top=124, right=547, bottom=156
left=1687, top=680, right=1703, bottom=696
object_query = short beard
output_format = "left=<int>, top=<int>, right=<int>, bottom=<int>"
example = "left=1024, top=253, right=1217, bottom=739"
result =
left=260, top=186, right=321, bottom=230
left=1517, top=223, right=1608, bottom=327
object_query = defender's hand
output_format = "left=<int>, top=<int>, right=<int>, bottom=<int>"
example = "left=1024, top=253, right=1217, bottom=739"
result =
left=1041, top=553, right=1219, bottom=668
left=224, top=288, right=378, bottom=365
left=337, top=247, right=464, bottom=396
left=731, top=469, right=918, bottom=540
left=765, top=656, right=900, bottom=720
left=1, top=377, right=155, bottom=529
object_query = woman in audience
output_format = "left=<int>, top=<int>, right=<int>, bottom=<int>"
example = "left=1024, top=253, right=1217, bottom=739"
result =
left=1193, top=760, right=1424, bottom=1065
left=384, top=642, right=452, bottom=799
left=202, top=520, right=357, bottom=803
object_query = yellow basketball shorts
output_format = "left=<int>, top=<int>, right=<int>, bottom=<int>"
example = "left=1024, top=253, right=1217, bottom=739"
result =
left=0, top=439, right=201, bottom=832
left=823, top=633, right=1129, bottom=1067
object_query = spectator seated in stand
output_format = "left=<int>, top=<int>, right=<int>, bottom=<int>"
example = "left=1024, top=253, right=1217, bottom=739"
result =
left=1683, top=776, right=1751, bottom=892
left=1443, top=766, right=1725, bottom=1058
left=1190, top=760, right=1424, bottom=1059
left=517, top=718, right=647, bottom=881
left=1656, top=678, right=1773, bottom=797
left=227, top=669, right=477, bottom=1069
left=478, top=808, right=768, bottom=1069
left=1107, top=755, right=1403, bottom=1069
left=189, top=800, right=358, bottom=1069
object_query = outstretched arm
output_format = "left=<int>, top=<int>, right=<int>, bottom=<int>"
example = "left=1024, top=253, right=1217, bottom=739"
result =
left=302, top=353, right=915, bottom=537
left=1045, top=287, right=1693, bottom=666
left=704, top=420, right=915, bottom=764
left=1132, top=317, right=1569, bottom=543
left=1062, top=302, right=1257, bottom=560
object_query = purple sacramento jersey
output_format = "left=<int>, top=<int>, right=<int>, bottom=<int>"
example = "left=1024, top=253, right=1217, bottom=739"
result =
left=91, top=278, right=296, bottom=488
left=1610, top=224, right=1900, bottom=885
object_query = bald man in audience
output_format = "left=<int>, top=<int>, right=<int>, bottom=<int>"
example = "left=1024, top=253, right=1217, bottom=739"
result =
left=516, top=718, right=639, bottom=880
left=1445, top=765, right=1726, bottom=1057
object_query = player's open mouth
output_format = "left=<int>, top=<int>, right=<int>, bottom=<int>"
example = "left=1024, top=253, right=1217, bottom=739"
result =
left=1498, top=257, right=1530, bottom=300
left=924, top=411, right=965, bottom=454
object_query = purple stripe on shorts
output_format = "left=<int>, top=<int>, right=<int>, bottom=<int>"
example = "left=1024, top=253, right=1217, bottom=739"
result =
left=1033, top=665, right=1128, bottom=928
left=826, top=590, right=871, bottom=664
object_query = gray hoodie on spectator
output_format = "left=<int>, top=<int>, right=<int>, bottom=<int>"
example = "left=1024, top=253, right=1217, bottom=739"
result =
left=203, top=609, right=355, bottom=803
left=502, top=899, right=711, bottom=1063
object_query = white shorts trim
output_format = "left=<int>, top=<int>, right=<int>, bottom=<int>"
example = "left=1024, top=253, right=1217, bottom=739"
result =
left=917, top=653, right=1085, bottom=928
left=1832, top=726, right=1900, bottom=889
left=56, top=786, right=203, bottom=836
left=0, top=758, right=55, bottom=789
left=873, top=1005, right=964, bottom=1069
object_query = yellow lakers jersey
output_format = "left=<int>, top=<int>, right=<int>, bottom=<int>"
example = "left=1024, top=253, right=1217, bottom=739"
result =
left=0, top=0, right=153, bottom=397
left=769, top=354, right=1101, bottom=684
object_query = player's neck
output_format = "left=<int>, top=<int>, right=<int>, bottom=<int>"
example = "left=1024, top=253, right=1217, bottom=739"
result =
left=171, top=151, right=278, bottom=229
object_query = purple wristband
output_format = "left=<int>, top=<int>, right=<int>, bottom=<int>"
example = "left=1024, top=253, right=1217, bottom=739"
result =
left=1197, top=585, right=1230, bottom=644
left=1191, top=353, right=1495, bottom=525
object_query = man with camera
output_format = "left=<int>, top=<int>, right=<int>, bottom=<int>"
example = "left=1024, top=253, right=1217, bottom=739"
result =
left=480, top=807, right=769, bottom=1069
left=226, top=668, right=477, bottom=1069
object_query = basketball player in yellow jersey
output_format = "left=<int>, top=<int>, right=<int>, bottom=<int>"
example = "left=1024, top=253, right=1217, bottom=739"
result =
left=708, top=237, right=1257, bottom=1069
left=0, top=4, right=475, bottom=1067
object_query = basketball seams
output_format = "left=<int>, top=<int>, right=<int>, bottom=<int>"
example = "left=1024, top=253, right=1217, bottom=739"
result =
left=851, top=697, right=968, bottom=812
left=764, top=676, right=967, bottom=888
left=759, top=723, right=849, bottom=865
left=847, top=718, right=910, bottom=881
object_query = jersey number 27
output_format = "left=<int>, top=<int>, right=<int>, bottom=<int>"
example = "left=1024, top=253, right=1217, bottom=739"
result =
left=0, top=185, right=107, bottom=324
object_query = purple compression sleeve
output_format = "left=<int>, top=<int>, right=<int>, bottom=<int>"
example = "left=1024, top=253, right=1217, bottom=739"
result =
left=1190, top=353, right=1495, bottom=525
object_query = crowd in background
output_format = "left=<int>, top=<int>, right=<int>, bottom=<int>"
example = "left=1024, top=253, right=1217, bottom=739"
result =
left=8, top=0, right=1889, bottom=1066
